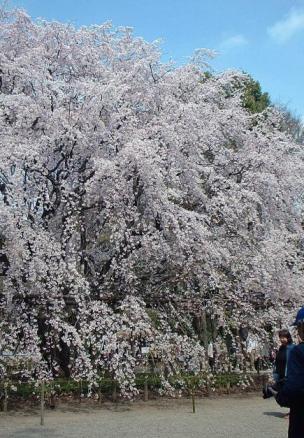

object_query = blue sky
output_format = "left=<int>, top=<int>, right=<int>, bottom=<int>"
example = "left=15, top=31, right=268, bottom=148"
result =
left=12, top=0, right=304, bottom=120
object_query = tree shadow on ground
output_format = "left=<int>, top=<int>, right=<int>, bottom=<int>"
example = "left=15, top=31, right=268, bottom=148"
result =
left=263, top=411, right=288, bottom=418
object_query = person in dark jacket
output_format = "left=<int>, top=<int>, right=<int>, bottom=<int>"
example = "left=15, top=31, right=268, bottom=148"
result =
left=273, top=329, right=294, bottom=390
left=276, top=307, right=304, bottom=438
left=263, top=329, right=294, bottom=400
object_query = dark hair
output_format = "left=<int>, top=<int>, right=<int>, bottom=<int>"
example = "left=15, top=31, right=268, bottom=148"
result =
left=278, top=329, right=293, bottom=344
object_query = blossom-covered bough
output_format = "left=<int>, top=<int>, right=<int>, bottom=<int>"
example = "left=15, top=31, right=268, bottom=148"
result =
left=0, top=7, right=303, bottom=398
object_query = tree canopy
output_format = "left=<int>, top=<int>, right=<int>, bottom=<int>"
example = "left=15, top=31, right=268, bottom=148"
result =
left=0, top=8, right=303, bottom=396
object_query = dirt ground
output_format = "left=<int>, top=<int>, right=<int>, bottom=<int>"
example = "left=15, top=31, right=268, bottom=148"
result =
left=1, top=393, right=289, bottom=438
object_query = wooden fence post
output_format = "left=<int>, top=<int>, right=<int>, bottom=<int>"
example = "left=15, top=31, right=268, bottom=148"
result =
left=112, top=381, right=117, bottom=403
left=3, top=384, right=8, bottom=413
left=79, top=380, right=83, bottom=404
left=191, top=389, right=196, bottom=414
left=98, top=383, right=102, bottom=406
left=40, top=381, right=45, bottom=426
left=144, top=376, right=148, bottom=402
left=49, top=382, right=55, bottom=409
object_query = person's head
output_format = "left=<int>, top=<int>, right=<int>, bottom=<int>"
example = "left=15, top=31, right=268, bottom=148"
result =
left=278, top=329, right=292, bottom=346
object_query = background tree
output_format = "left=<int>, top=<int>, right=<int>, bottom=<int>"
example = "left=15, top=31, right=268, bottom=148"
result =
left=242, top=77, right=270, bottom=113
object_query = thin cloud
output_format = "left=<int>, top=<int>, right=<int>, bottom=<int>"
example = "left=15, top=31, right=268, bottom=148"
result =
left=268, top=9, right=304, bottom=43
left=219, top=34, right=248, bottom=51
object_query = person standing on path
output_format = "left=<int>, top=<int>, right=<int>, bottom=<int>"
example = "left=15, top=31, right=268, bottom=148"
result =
left=276, top=307, right=304, bottom=438
left=263, top=329, right=293, bottom=401
left=273, top=329, right=294, bottom=391
left=246, top=333, right=259, bottom=370
left=208, top=341, right=215, bottom=372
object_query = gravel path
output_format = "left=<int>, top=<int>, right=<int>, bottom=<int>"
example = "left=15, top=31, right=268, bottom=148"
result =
left=1, top=394, right=289, bottom=438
